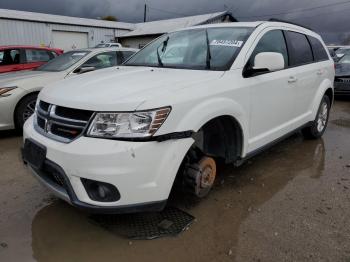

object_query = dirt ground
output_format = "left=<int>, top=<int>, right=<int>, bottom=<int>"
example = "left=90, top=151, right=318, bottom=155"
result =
left=0, top=100, right=350, bottom=262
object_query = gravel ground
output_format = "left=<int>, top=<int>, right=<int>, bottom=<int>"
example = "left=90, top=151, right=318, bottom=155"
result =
left=0, top=100, right=349, bottom=262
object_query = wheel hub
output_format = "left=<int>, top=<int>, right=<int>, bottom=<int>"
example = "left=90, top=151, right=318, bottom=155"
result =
left=184, top=156, right=217, bottom=198
left=317, top=101, right=328, bottom=133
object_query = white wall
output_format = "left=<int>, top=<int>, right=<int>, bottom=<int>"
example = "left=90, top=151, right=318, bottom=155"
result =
left=0, top=18, right=129, bottom=49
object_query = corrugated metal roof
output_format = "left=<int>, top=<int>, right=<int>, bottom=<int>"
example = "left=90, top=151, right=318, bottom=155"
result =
left=0, top=8, right=135, bottom=30
left=121, top=11, right=231, bottom=37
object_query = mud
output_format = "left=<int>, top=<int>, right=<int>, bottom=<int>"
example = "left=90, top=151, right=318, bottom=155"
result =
left=0, top=101, right=350, bottom=262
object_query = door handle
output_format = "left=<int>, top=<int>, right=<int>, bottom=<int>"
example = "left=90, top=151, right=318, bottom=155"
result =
left=288, top=76, right=298, bottom=83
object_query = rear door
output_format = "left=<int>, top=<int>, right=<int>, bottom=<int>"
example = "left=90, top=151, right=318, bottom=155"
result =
left=284, top=31, right=318, bottom=122
left=245, top=29, right=296, bottom=152
left=23, top=49, right=55, bottom=70
left=0, top=48, right=22, bottom=73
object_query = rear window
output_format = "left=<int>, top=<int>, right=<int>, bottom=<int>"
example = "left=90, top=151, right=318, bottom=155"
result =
left=308, top=36, right=329, bottom=62
left=285, top=31, right=313, bottom=67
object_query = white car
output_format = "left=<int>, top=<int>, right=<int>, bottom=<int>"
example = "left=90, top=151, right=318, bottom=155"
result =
left=0, top=47, right=138, bottom=130
left=23, top=21, right=334, bottom=214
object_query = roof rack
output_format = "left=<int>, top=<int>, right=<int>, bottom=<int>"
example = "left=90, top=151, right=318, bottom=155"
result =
left=268, top=18, right=313, bottom=31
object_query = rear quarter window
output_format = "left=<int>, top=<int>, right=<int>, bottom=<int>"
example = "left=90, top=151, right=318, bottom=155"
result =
left=308, top=36, right=329, bottom=62
left=285, top=31, right=313, bottom=67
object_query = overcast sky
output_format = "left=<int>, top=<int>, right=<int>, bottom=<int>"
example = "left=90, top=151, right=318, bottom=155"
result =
left=1, top=0, right=350, bottom=44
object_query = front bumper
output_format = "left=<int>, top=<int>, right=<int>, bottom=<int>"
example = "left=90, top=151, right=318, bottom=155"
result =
left=334, top=81, right=350, bottom=95
left=0, top=93, right=19, bottom=130
left=23, top=116, right=194, bottom=213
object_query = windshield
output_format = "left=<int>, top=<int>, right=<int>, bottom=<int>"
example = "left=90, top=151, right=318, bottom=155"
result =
left=125, top=27, right=253, bottom=71
left=338, top=54, right=350, bottom=64
left=95, top=44, right=108, bottom=48
left=335, top=48, right=350, bottom=56
left=36, top=51, right=90, bottom=72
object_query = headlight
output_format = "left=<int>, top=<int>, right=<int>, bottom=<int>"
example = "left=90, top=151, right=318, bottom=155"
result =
left=87, top=107, right=171, bottom=138
left=0, top=86, right=17, bottom=97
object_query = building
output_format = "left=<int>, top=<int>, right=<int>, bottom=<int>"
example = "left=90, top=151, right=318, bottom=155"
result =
left=0, top=9, right=236, bottom=51
left=119, top=11, right=237, bottom=49
left=0, top=9, right=135, bottom=51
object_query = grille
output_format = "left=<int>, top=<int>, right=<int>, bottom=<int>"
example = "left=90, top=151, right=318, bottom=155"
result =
left=35, top=100, right=94, bottom=143
left=335, top=77, right=350, bottom=83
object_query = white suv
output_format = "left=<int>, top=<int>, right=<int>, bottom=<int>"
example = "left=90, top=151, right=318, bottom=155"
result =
left=22, top=21, right=334, bottom=213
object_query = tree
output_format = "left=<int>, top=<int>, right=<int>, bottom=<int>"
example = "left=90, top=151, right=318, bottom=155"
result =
left=101, top=15, right=118, bottom=21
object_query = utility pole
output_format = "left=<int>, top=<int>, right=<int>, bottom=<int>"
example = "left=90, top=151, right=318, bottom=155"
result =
left=144, top=0, right=147, bottom=22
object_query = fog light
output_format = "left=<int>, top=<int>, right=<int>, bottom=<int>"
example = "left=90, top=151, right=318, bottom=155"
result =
left=81, top=178, right=120, bottom=202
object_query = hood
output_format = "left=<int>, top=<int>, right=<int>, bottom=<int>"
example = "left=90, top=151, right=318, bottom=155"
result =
left=335, top=63, right=350, bottom=77
left=0, top=70, right=66, bottom=90
left=39, top=66, right=224, bottom=111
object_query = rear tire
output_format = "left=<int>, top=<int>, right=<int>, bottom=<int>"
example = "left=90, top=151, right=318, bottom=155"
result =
left=302, top=95, right=330, bottom=139
left=14, top=94, right=38, bottom=131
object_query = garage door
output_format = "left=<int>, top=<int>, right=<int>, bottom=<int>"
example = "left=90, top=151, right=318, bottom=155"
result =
left=52, top=31, right=89, bottom=51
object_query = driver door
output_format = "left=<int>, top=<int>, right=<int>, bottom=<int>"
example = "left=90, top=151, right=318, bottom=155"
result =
left=245, top=29, right=296, bottom=152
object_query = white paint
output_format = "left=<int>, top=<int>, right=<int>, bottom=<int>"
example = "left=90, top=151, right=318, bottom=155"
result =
left=22, top=21, right=334, bottom=211
left=52, top=31, right=89, bottom=51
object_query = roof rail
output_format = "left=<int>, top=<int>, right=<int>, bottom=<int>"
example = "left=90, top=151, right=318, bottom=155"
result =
left=268, top=18, right=313, bottom=31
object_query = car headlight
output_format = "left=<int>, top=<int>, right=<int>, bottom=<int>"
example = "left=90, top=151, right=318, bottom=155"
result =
left=0, top=86, right=17, bottom=97
left=87, top=107, right=171, bottom=138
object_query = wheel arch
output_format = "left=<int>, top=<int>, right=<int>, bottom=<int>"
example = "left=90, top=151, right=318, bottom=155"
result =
left=13, top=91, right=39, bottom=128
left=311, top=79, right=334, bottom=119
left=172, top=97, right=249, bottom=161
left=193, top=115, right=244, bottom=163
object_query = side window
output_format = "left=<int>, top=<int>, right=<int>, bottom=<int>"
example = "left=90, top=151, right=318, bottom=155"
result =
left=0, top=51, right=4, bottom=65
left=81, top=52, right=117, bottom=69
left=0, top=49, right=20, bottom=65
left=117, top=51, right=135, bottom=64
left=249, top=30, right=288, bottom=68
left=285, top=31, right=313, bottom=66
left=308, top=36, right=329, bottom=62
left=25, top=49, right=51, bottom=62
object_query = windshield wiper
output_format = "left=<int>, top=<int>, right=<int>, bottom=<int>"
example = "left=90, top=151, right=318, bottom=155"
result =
left=156, top=36, right=169, bottom=67
left=205, top=29, right=211, bottom=69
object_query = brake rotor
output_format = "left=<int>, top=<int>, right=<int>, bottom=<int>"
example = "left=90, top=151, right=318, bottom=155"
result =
left=199, top=157, right=216, bottom=189
left=185, top=156, right=217, bottom=198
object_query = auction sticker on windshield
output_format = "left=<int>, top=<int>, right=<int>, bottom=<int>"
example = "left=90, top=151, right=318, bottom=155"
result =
left=210, top=40, right=244, bottom=47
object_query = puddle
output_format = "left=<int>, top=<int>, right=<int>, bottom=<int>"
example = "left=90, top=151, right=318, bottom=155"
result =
left=331, top=119, right=350, bottom=128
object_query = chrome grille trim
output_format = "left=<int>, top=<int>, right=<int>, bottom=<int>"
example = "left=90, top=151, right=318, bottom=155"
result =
left=335, top=78, right=350, bottom=83
left=34, top=101, right=94, bottom=143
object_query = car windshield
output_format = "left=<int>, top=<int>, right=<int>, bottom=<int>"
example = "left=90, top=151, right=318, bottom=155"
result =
left=335, top=48, right=350, bottom=56
left=338, top=54, right=350, bottom=64
left=36, top=51, right=90, bottom=72
left=95, top=44, right=108, bottom=48
left=124, top=27, right=253, bottom=71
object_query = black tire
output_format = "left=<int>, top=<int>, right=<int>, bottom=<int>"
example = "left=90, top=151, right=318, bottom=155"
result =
left=302, top=95, right=330, bottom=139
left=14, top=94, right=38, bottom=130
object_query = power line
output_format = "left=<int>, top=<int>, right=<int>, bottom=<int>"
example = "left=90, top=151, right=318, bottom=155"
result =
left=236, top=0, right=350, bottom=19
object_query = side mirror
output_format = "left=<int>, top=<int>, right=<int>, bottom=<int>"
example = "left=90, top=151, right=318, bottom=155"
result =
left=75, top=66, right=95, bottom=74
left=254, top=52, right=285, bottom=72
